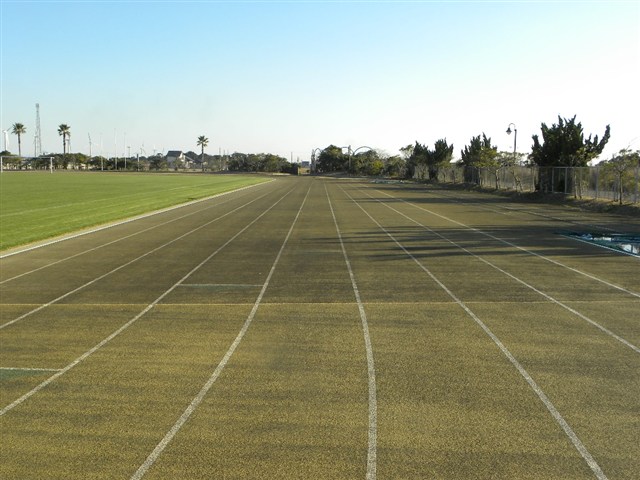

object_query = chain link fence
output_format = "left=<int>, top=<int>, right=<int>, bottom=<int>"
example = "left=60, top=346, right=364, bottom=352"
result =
left=434, top=165, right=640, bottom=204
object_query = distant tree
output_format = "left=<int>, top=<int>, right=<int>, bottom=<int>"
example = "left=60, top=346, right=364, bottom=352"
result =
left=400, top=144, right=416, bottom=178
left=426, top=138, right=454, bottom=181
left=58, top=124, right=71, bottom=156
left=530, top=115, right=610, bottom=192
left=459, top=134, right=496, bottom=184
left=408, top=142, right=429, bottom=180
left=384, top=155, right=406, bottom=178
left=407, top=140, right=454, bottom=181
left=317, top=145, right=346, bottom=173
left=148, top=154, right=167, bottom=171
left=228, top=152, right=248, bottom=171
left=600, top=149, right=640, bottom=204
left=11, top=123, right=26, bottom=157
left=352, top=149, right=383, bottom=176
left=197, top=135, right=209, bottom=171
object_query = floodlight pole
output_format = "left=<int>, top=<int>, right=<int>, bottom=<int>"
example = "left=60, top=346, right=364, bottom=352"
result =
left=506, top=123, right=517, bottom=162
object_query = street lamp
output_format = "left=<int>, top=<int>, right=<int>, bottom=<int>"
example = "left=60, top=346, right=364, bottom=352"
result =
left=506, top=123, right=517, bottom=160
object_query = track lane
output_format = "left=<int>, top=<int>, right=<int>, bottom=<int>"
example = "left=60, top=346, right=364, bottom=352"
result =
left=0, top=180, right=296, bottom=411
left=356, top=186, right=639, bottom=353
left=130, top=178, right=375, bottom=479
left=0, top=182, right=279, bottom=304
left=0, top=182, right=271, bottom=283
left=337, top=180, right=638, bottom=479
left=376, top=184, right=640, bottom=298
left=326, top=181, right=601, bottom=478
left=2, top=176, right=638, bottom=479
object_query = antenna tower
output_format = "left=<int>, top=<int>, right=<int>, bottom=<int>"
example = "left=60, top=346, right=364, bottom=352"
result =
left=34, top=103, right=42, bottom=157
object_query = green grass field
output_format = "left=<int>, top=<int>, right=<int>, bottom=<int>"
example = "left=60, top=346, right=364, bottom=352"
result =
left=0, top=172, right=268, bottom=251
left=1, top=176, right=638, bottom=479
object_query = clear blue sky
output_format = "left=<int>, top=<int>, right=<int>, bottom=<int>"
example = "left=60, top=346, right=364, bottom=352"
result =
left=2, top=0, right=639, bottom=162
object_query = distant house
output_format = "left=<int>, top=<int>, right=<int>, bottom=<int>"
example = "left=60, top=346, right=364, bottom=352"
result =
left=165, top=150, right=185, bottom=169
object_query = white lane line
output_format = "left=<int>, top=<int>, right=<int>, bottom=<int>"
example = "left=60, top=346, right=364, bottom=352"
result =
left=325, top=185, right=377, bottom=480
left=341, top=185, right=608, bottom=480
left=0, top=181, right=272, bottom=260
left=130, top=184, right=312, bottom=480
left=0, top=185, right=260, bottom=285
left=178, top=284, right=263, bottom=288
left=0, top=367, right=62, bottom=372
left=372, top=187, right=640, bottom=298
left=359, top=188, right=640, bottom=354
left=0, top=189, right=276, bottom=330
left=0, top=186, right=295, bottom=417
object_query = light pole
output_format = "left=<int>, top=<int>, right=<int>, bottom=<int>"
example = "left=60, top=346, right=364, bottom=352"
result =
left=506, top=123, right=517, bottom=162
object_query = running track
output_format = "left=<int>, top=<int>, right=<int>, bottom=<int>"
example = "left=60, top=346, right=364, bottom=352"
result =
left=1, top=176, right=638, bottom=479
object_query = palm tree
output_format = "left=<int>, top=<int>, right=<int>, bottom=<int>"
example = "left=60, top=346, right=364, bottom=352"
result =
left=58, top=124, right=71, bottom=155
left=11, top=123, right=26, bottom=157
left=197, top=135, right=209, bottom=171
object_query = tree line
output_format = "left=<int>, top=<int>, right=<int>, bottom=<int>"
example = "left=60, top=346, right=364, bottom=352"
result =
left=1, top=127, right=297, bottom=174
left=3, top=116, right=638, bottom=190
left=314, top=115, right=638, bottom=193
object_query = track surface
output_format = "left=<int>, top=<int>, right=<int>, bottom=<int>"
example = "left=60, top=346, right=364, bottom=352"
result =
left=1, top=176, right=638, bottom=479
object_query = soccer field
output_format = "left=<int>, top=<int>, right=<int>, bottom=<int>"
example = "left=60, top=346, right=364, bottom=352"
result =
left=0, top=172, right=267, bottom=251
left=1, top=176, right=638, bottom=479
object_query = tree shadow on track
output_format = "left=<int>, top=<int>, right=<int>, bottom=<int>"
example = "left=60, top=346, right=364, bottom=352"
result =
left=315, top=224, right=640, bottom=261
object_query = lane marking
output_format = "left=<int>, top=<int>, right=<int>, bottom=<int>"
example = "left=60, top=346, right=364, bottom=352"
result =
left=326, top=184, right=377, bottom=480
left=0, top=185, right=260, bottom=285
left=0, top=367, right=62, bottom=372
left=130, top=184, right=312, bottom=480
left=341, top=185, right=608, bottom=480
left=0, top=181, right=272, bottom=260
left=0, top=187, right=280, bottom=330
left=0, top=185, right=296, bottom=416
left=371, top=187, right=640, bottom=298
left=358, top=187, right=640, bottom=354
left=178, top=284, right=263, bottom=288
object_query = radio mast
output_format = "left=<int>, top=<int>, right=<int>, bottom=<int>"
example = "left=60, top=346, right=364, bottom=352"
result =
left=34, top=103, right=42, bottom=157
